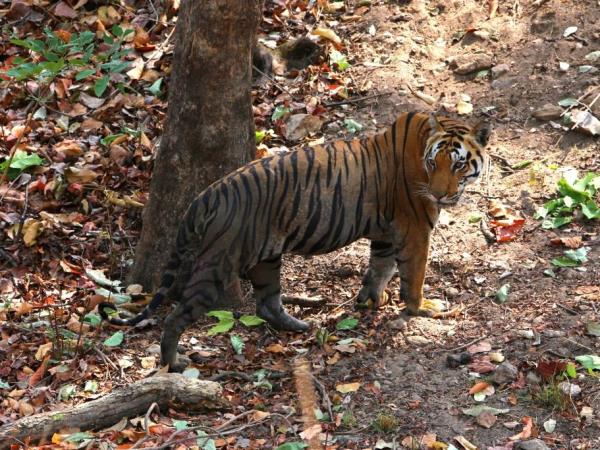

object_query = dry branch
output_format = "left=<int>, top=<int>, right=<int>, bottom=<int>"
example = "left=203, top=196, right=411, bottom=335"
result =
left=0, top=373, right=227, bottom=449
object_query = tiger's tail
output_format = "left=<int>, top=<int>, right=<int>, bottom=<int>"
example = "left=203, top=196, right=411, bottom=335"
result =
left=98, top=247, right=183, bottom=327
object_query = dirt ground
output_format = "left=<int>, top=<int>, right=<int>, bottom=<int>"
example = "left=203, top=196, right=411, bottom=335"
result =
left=1, top=0, right=600, bottom=449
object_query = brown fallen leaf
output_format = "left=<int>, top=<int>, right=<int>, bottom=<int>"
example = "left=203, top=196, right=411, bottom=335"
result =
left=312, top=27, right=342, bottom=45
left=265, top=343, right=286, bottom=353
left=454, top=435, right=477, bottom=450
left=21, top=218, right=43, bottom=246
left=510, top=416, right=533, bottom=441
left=65, top=167, right=99, bottom=184
left=476, top=411, right=497, bottom=429
left=550, top=236, right=582, bottom=249
left=336, top=382, right=361, bottom=393
left=54, top=1, right=77, bottom=18
left=468, top=356, right=496, bottom=374
left=467, top=341, right=492, bottom=354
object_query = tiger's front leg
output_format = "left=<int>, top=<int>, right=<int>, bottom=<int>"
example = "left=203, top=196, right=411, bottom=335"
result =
left=396, top=233, right=443, bottom=317
left=357, top=240, right=396, bottom=309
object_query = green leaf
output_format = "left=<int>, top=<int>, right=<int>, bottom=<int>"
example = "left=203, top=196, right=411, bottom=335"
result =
left=557, top=177, right=591, bottom=203
left=75, top=69, right=96, bottom=80
left=564, top=247, right=588, bottom=263
left=557, top=97, right=578, bottom=107
left=112, top=24, right=124, bottom=38
left=83, top=312, right=101, bottom=327
left=336, top=317, right=359, bottom=330
left=495, top=284, right=510, bottom=303
left=59, top=384, right=77, bottom=401
left=0, top=379, right=9, bottom=389
left=239, top=315, right=266, bottom=327
left=100, top=133, right=126, bottom=146
left=344, top=118, right=363, bottom=133
left=468, top=214, right=482, bottom=223
left=543, top=269, right=555, bottom=278
left=84, top=380, right=98, bottom=393
left=64, top=432, right=94, bottom=443
left=275, top=443, right=309, bottom=450
left=206, top=319, right=235, bottom=336
left=575, top=354, right=600, bottom=372
left=581, top=200, right=600, bottom=219
left=551, top=256, right=580, bottom=267
left=103, top=331, right=124, bottom=347
left=511, top=160, right=533, bottom=170
left=272, top=105, right=291, bottom=121
left=255, top=130, right=267, bottom=144
left=173, top=419, right=189, bottom=431
left=197, top=431, right=217, bottom=450
left=566, top=362, right=577, bottom=378
left=206, top=310, right=234, bottom=321
left=148, top=78, right=163, bottom=96
left=542, top=216, right=572, bottom=229
left=330, top=49, right=350, bottom=71
left=230, top=334, right=245, bottom=355
left=0, top=150, right=44, bottom=173
left=94, top=75, right=109, bottom=97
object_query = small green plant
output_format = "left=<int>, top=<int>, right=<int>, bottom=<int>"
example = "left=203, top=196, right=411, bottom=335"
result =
left=534, top=381, right=569, bottom=410
left=341, top=410, right=357, bottom=428
left=205, top=310, right=265, bottom=336
left=315, top=327, right=330, bottom=347
left=371, top=411, right=398, bottom=433
left=535, top=171, right=600, bottom=228
left=5, top=25, right=133, bottom=96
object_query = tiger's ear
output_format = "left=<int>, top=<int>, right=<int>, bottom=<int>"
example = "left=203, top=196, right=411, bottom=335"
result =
left=473, top=121, right=491, bottom=147
left=428, top=114, right=444, bottom=135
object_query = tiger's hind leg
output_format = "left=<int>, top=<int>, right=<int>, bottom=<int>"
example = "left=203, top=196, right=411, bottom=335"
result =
left=248, top=256, right=310, bottom=332
left=356, top=240, right=396, bottom=309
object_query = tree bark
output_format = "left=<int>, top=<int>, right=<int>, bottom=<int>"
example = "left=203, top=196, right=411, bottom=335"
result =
left=128, top=0, right=262, bottom=290
left=0, top=374, right=227, bottom=448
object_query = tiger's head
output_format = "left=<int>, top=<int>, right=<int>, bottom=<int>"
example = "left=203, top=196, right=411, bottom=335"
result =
left=421, top=115, right=490, bottom=207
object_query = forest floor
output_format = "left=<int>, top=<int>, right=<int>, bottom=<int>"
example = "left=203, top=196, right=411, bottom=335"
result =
left=1, top=0, right=599, bottom=449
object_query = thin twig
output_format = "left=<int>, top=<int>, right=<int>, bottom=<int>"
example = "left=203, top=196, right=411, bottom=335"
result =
left=252, top=64, right=292, bottom=95
left=443, top=335, right=489, bottom=353
left=324, top=92, right=387, bottom=107
left=282, top=295, right=328, bottom=307
left=312, top=375, right=334, bottom=422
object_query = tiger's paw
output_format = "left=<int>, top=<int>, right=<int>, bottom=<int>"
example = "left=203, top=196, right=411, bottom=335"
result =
left=405, top=298, right=462, bottom=319
left=166, top=354, right=192, bottom=373
left=356, top=290, right=390, bottom=310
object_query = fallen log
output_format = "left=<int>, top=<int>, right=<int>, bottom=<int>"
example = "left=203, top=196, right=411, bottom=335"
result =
left=0, top=373, right=227, bottom=449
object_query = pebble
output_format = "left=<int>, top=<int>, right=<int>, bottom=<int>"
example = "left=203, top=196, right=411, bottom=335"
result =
left=450, top=54, right=494, bottom=75
left=445, top=287, right=459, bottom=298
left=491, top=63, right=510, bottom=79
left=532, top=103, right=563, bottom=121
left=388, top=318, right=407, bottom=331
left=492, top=361, right=519, bottom=385
left=147, top=344, right=161, bottom=355
left=406, top=335, right=430, bottom=346
left=515, top=439, right=550, bottom=450
left=285, top=114, right=323, bottom=141
left=491, top=77, right=518, bottom=89
left=558, top=381, right=581, bottom=397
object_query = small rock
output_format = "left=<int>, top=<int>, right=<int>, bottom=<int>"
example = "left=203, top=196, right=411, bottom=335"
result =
left=284, top=114, right=323, bottom=141
left=570, top=109, right=600, bottom=136
left=526, top=371, right=542, bottom=385
left=489, top=352, right=505, bottom=363
left=450, top=54, right=494, bottom=75
left=445, top=287, right=459, bottom=298
left=406, top=335, right=430, bottom=346
left=388, top=318, right=408, bottom=331
left=491, top=63, right=510, bottom=79
left=558, top=381, right=581, bottom=397
left=515, top=439, right=551, bottom=450
left=543, top=329, right=565, bottom=338
left=147, top=344, right=161, bottom=355
left=447, top=352, right=472, bottom=368
left=492, top=361, right=518, bottom=385
left=558, top=61, right=570, bottom=71
left=491, top=77, right=518, bottom=90
left=532, top=103, right=563, bottom=121
left=476, top=411, right=497, bottom=429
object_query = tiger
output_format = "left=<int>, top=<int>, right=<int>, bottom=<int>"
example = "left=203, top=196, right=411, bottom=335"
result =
left=100, top=112, right=490, bottom=372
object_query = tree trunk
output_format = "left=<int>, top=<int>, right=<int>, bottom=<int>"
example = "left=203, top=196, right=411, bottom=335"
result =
left=0, top=374, right=226, bottom=449
left=128, top=0, right=261, bottom=290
